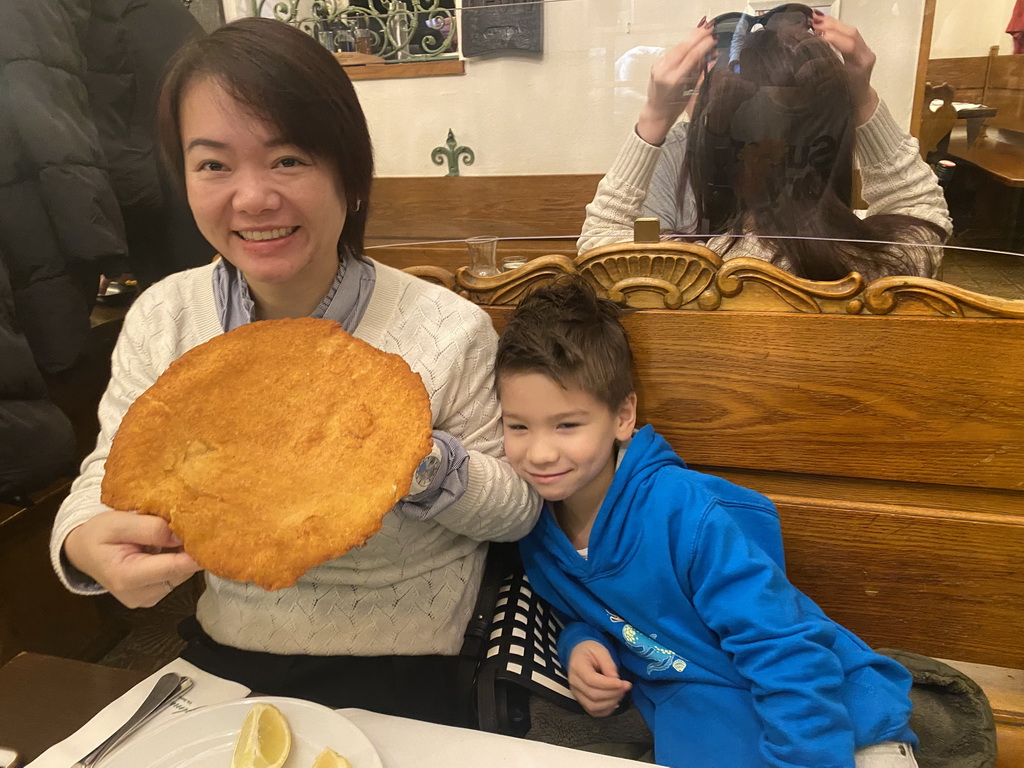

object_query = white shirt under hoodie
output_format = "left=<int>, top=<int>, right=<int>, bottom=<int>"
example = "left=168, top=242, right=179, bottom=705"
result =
left=50, top=260, right=540, bottom=656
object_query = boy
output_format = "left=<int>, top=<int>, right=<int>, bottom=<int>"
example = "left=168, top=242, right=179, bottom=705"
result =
left=494, top=277, right=918, bottom=768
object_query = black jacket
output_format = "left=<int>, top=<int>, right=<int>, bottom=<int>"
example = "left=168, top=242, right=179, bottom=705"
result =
left=0, top=0, right=211, bottom=376
left=0, top=250, right=76, bottom=502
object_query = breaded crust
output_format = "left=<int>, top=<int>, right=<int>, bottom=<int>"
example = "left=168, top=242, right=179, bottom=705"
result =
left=101, top=317, right=433, bottom=591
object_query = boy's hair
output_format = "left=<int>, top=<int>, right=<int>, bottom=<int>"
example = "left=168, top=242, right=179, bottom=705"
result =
left=495, top=277, right=634, bottom=409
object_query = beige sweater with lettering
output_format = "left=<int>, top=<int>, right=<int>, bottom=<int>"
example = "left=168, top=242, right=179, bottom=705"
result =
left=51, top=261, right=540, bottom=656
left=579, top=100, right=953, bottom=283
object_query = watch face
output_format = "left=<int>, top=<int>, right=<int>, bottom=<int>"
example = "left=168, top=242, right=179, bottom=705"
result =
left=414, top=454, right=441, bottom=487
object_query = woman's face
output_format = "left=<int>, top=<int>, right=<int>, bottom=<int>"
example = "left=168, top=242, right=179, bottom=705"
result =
left=179, top=77, right=347, bottom=293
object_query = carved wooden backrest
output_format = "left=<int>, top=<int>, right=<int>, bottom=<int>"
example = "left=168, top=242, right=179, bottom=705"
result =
left=404, top=240, right=1024, bottom=318
left=920, top=81, right=958, bottom=159
left=405, top=246, right=1024, bottom=668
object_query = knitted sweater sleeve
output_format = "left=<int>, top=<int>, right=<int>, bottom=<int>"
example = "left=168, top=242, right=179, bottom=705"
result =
left=577, top=130, right=665, bottom=255
left=428, top=305, right=541, bottom=541
left=854, top=100, right=952, bottom=276
left=49, top=294, right=170, bottom=593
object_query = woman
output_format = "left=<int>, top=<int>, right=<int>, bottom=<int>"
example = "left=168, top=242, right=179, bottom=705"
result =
left=50, top=18, right=539, bottom=722
left=579, top=10, right=952, bottom=283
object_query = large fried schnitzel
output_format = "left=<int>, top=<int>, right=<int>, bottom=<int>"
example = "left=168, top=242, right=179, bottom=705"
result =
left=101, top=317, right=433, bottom=590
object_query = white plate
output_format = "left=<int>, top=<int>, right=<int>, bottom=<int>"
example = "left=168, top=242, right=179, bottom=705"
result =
left=104, top=696, right=383, bottom=768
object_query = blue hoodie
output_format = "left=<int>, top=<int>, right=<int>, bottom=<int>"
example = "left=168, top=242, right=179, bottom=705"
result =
left=519, top=425, right=915, bottom=768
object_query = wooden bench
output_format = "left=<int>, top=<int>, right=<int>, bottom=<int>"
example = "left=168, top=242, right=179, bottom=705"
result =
left=927, top=48, right=1024, bottom=134
left=405, top=240, right=1024, bottom=764
left=366, top=174, right=600, bottom=273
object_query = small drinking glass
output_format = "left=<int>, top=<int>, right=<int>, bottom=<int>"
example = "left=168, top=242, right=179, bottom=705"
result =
left=501, top=255, right=527, bottom=272
left=466, top=236, right=500, bottom=277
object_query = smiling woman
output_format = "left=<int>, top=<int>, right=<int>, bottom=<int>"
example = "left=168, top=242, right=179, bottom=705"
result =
left=49, top=17, right=539, bottom=720
left=178, top=78, right=349, bottom=318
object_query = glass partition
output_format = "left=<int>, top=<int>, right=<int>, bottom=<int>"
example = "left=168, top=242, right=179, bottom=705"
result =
left=200, top=0, right=1024, bottom=300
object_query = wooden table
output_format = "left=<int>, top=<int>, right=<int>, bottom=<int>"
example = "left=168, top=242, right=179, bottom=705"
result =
left=0, top=653, right=144, bottom=763
left=947, top=127, right=1024, bottom=188
left=0, top=653, right=653, bottom=768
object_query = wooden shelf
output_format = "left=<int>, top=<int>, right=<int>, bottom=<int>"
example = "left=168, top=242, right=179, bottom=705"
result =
left=336, top=57, right=465, bottom=81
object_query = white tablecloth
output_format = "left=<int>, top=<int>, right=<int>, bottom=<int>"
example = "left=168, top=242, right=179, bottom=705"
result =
left=340, top=708, right=657, bottom=768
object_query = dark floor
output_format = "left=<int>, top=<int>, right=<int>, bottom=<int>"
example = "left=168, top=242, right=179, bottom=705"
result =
left=941, top=247, right=1024, bottom=298
left=97, top=576, right=202, bottom=674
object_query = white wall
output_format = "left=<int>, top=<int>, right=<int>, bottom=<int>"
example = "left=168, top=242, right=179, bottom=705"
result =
left=352, top=0, right=927, bottom=176
left=931, top=0, right=1015, bottom=59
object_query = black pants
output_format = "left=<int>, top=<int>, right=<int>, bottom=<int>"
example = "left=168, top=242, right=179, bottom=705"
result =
left=178, top=616, right=464, bottom=725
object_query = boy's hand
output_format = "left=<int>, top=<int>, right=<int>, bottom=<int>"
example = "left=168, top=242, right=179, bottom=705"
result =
left=568, top=640, right=633, bottom=717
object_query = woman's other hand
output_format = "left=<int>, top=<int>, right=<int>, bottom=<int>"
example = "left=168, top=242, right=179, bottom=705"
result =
left=811, top=11, right=879, bottom=125
left=637, top=20, right=718, bottom=146
left=567, top=639, right=633, bottom=717
left=63, top=510, right=201, bottom=608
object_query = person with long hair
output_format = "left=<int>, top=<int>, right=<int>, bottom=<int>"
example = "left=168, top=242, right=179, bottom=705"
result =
left=579, top=9, right=952, bottom=283
left=49, top=18, right=538, bottom=720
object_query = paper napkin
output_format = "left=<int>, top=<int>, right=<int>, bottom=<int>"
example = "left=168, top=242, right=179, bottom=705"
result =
left=27, top=657, right=249, bottom=768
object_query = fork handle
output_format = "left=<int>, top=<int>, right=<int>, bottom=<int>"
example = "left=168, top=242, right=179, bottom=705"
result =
left=75, top=672, right=185, bottom=767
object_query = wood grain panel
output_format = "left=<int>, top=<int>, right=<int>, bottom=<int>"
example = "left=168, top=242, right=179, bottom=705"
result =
left=775, top=502, right=1022, bottom=668
left=989, top=56, right=1024, bottom=91
left=366, top=175, right=600, bottom=244
left=697, top=467, right=1024, bottom=519
left=623, top=311, right=1024, bottom=489
left=485, top=307, right=1024, bottom=488
left=985, top=91, right=1024, bottom=132
left=926, top=57, right=990, bottom=90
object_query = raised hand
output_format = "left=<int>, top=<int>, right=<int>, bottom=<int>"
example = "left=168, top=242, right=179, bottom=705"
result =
left=63, top=510, right=201, bottom=608
left=637, top=20, right=718, bottom=146
left=811, top=11, right=879, bottom=124
left=567, top=640, right=633, bottom=717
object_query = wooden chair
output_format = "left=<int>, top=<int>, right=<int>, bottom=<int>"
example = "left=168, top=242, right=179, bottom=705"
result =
left=920, top=82, right=958, bottom=162
left=405, top=240, right=1024, bottom=764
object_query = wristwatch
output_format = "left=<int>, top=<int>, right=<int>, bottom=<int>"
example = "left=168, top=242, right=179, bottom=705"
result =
left=407, top=440, right=442, bottom=497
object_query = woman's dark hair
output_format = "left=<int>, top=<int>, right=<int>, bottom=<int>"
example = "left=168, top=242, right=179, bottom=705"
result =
left=156, top=18, right=374, bottom=258
left=682, top=30, right=944, bottom=281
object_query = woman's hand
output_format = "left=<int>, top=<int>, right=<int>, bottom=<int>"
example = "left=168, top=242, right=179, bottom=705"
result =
left=637, top=20, right=718, bottom=146
left=811, top=11, right=879, bottom=125
left=63, top=511, right=201, bottom=609
left=567, top=640, right=633, bottom=717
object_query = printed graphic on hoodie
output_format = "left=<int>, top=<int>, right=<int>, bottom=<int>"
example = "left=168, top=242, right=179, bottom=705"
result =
left=610, top=612, right=687, bottom=675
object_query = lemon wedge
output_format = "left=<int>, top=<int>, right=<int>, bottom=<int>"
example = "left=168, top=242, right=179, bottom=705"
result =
left=231, top=702, right=292, bottom=768
left=312, top=748, right=352, bottom=768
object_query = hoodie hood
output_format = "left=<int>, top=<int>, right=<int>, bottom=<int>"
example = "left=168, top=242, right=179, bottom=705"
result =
left=530, top=425, right=687, bottom=578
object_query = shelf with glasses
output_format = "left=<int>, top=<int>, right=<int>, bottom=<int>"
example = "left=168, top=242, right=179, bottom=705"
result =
left=333, top=54, right=465, bottom=81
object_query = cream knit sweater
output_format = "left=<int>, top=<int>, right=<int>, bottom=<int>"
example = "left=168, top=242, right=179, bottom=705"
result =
left=51, top=261, right=540, bottom=656
left=578, top=100, right=953, bottom=283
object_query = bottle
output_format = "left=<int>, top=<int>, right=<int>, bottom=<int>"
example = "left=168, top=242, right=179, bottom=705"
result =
left=935, top=159, right=956, bottom=188
left=354, top=17, right=373, bottom=55
left=333, top=20, right=356, bottom=53
left=387, top=0, right=413, bottom=61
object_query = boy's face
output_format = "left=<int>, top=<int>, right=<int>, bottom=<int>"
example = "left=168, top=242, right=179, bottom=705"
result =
left=500, top=372, right=636, bottom=509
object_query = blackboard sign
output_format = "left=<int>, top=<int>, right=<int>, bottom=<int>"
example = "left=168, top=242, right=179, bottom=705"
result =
left=462, top=0, right=543, bottom=57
